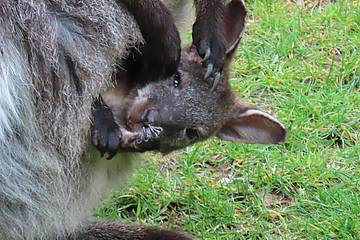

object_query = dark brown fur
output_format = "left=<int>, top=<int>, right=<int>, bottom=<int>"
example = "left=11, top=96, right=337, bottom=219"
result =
left=193, top=0, right=226, bottom=72
left=119, top=0, right=227, bottom=84
left=120, top=0, right=181, bottom=83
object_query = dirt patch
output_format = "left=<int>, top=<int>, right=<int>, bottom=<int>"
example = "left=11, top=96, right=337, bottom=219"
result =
left=257, top=190, right=296, bottom=209
left=289, top=0, right=337, bottom=9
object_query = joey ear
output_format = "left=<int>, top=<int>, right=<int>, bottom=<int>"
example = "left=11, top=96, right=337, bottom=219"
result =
left=224, top=0, right=247, bottom=55
left=216, top=101, right=287, bottom=144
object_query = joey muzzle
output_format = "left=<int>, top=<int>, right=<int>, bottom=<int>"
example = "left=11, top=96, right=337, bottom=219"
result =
left=142, top=109, right=160, bottom=125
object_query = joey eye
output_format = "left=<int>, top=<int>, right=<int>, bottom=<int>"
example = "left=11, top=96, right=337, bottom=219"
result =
left=173, top=72, right=181, bottom=88
left=185, top=128, right=200, bottom=140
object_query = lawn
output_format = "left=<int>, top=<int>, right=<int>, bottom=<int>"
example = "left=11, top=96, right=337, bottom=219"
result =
left=95, top=0, right=360, bottom=239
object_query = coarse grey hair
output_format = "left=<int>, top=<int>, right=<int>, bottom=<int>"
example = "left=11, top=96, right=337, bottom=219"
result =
left=0, top=0, right=143, bottom=239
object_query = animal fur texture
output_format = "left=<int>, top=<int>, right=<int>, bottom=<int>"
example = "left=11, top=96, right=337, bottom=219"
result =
left=0, top=1, right=273, bottom=239
left=0, top=1, right=143, bottom=239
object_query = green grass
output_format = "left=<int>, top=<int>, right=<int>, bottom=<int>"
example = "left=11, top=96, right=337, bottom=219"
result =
left=95, top=0, right=360, bottom=239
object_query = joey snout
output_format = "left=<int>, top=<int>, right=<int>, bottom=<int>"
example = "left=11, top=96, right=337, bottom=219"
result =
left=142, top=109, right=160, bottom=125
left=126, top=97, right=175, bottom=130
left=126, top=100, right=151, bottom=129
left=126, top=102, right=165, bottom=145
left=127, top=105, right=160, bottom=130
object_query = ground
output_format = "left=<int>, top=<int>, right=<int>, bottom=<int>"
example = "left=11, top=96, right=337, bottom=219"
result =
left=95, top=0, right=360, bottom=239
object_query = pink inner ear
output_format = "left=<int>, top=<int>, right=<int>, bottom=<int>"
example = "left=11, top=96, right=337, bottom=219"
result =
left=216, top=109, right=287, bottom=144
left=224, top=0, right=247, bottom=54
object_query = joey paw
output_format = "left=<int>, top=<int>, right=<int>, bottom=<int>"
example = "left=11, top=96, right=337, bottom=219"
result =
left=192, top=20, right=226, bottom=91
left=91, top=120, right=121, bottom=160
left=136, top=125, right=163, bottom=145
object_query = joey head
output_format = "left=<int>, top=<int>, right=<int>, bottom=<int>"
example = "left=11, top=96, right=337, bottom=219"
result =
left=92, top=0, right=252, bottom=158
left=92, top=0, right=234, bottom=153
left=93, top=0, right=286, bottom=157
left=92, top=0, right=231, bottom=158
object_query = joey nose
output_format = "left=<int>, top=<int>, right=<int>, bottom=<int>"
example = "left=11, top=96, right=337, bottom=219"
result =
left=142, top=109, right=159, bottom=124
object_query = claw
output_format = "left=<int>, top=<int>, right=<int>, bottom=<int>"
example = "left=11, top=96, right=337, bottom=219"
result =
left=136, top=138, right=143, bottom=145
left=146, top=129, right=152, bottom=142
left=148, top=125, right=163, bottom=138
left=136, top=125, right=163, bottom=146
left=142, top=136, right=149, bottom=143
left=211, top=72, right=221, bottom=92
left=148, top=127, right=156, bottom=138
left=155, top=129, right=162, bottom=137
left=204, top=63, right=213, bottom=80
left=203, top=48, right=211, bottom=62
left=142, top=127, right=150, bottom=142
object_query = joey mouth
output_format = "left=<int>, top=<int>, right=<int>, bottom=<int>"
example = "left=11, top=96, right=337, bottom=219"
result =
left=126, top=107, right=161, bottom=131
left=124, top=105, right=164, bottom=149
left=123, top=102, right=203, bottom=153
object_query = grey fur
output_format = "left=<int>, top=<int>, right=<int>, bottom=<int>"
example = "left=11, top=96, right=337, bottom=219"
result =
left=0, top=1, right=144, bottom=239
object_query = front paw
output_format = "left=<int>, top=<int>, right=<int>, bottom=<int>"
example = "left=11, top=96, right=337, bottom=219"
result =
left=91, top=118, right=122, bottom=160
left=114, top=125, right=163, bottom=153
left=136, top=125, right=163, bottom=144
left=192, top=19, right=226, bottom=91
